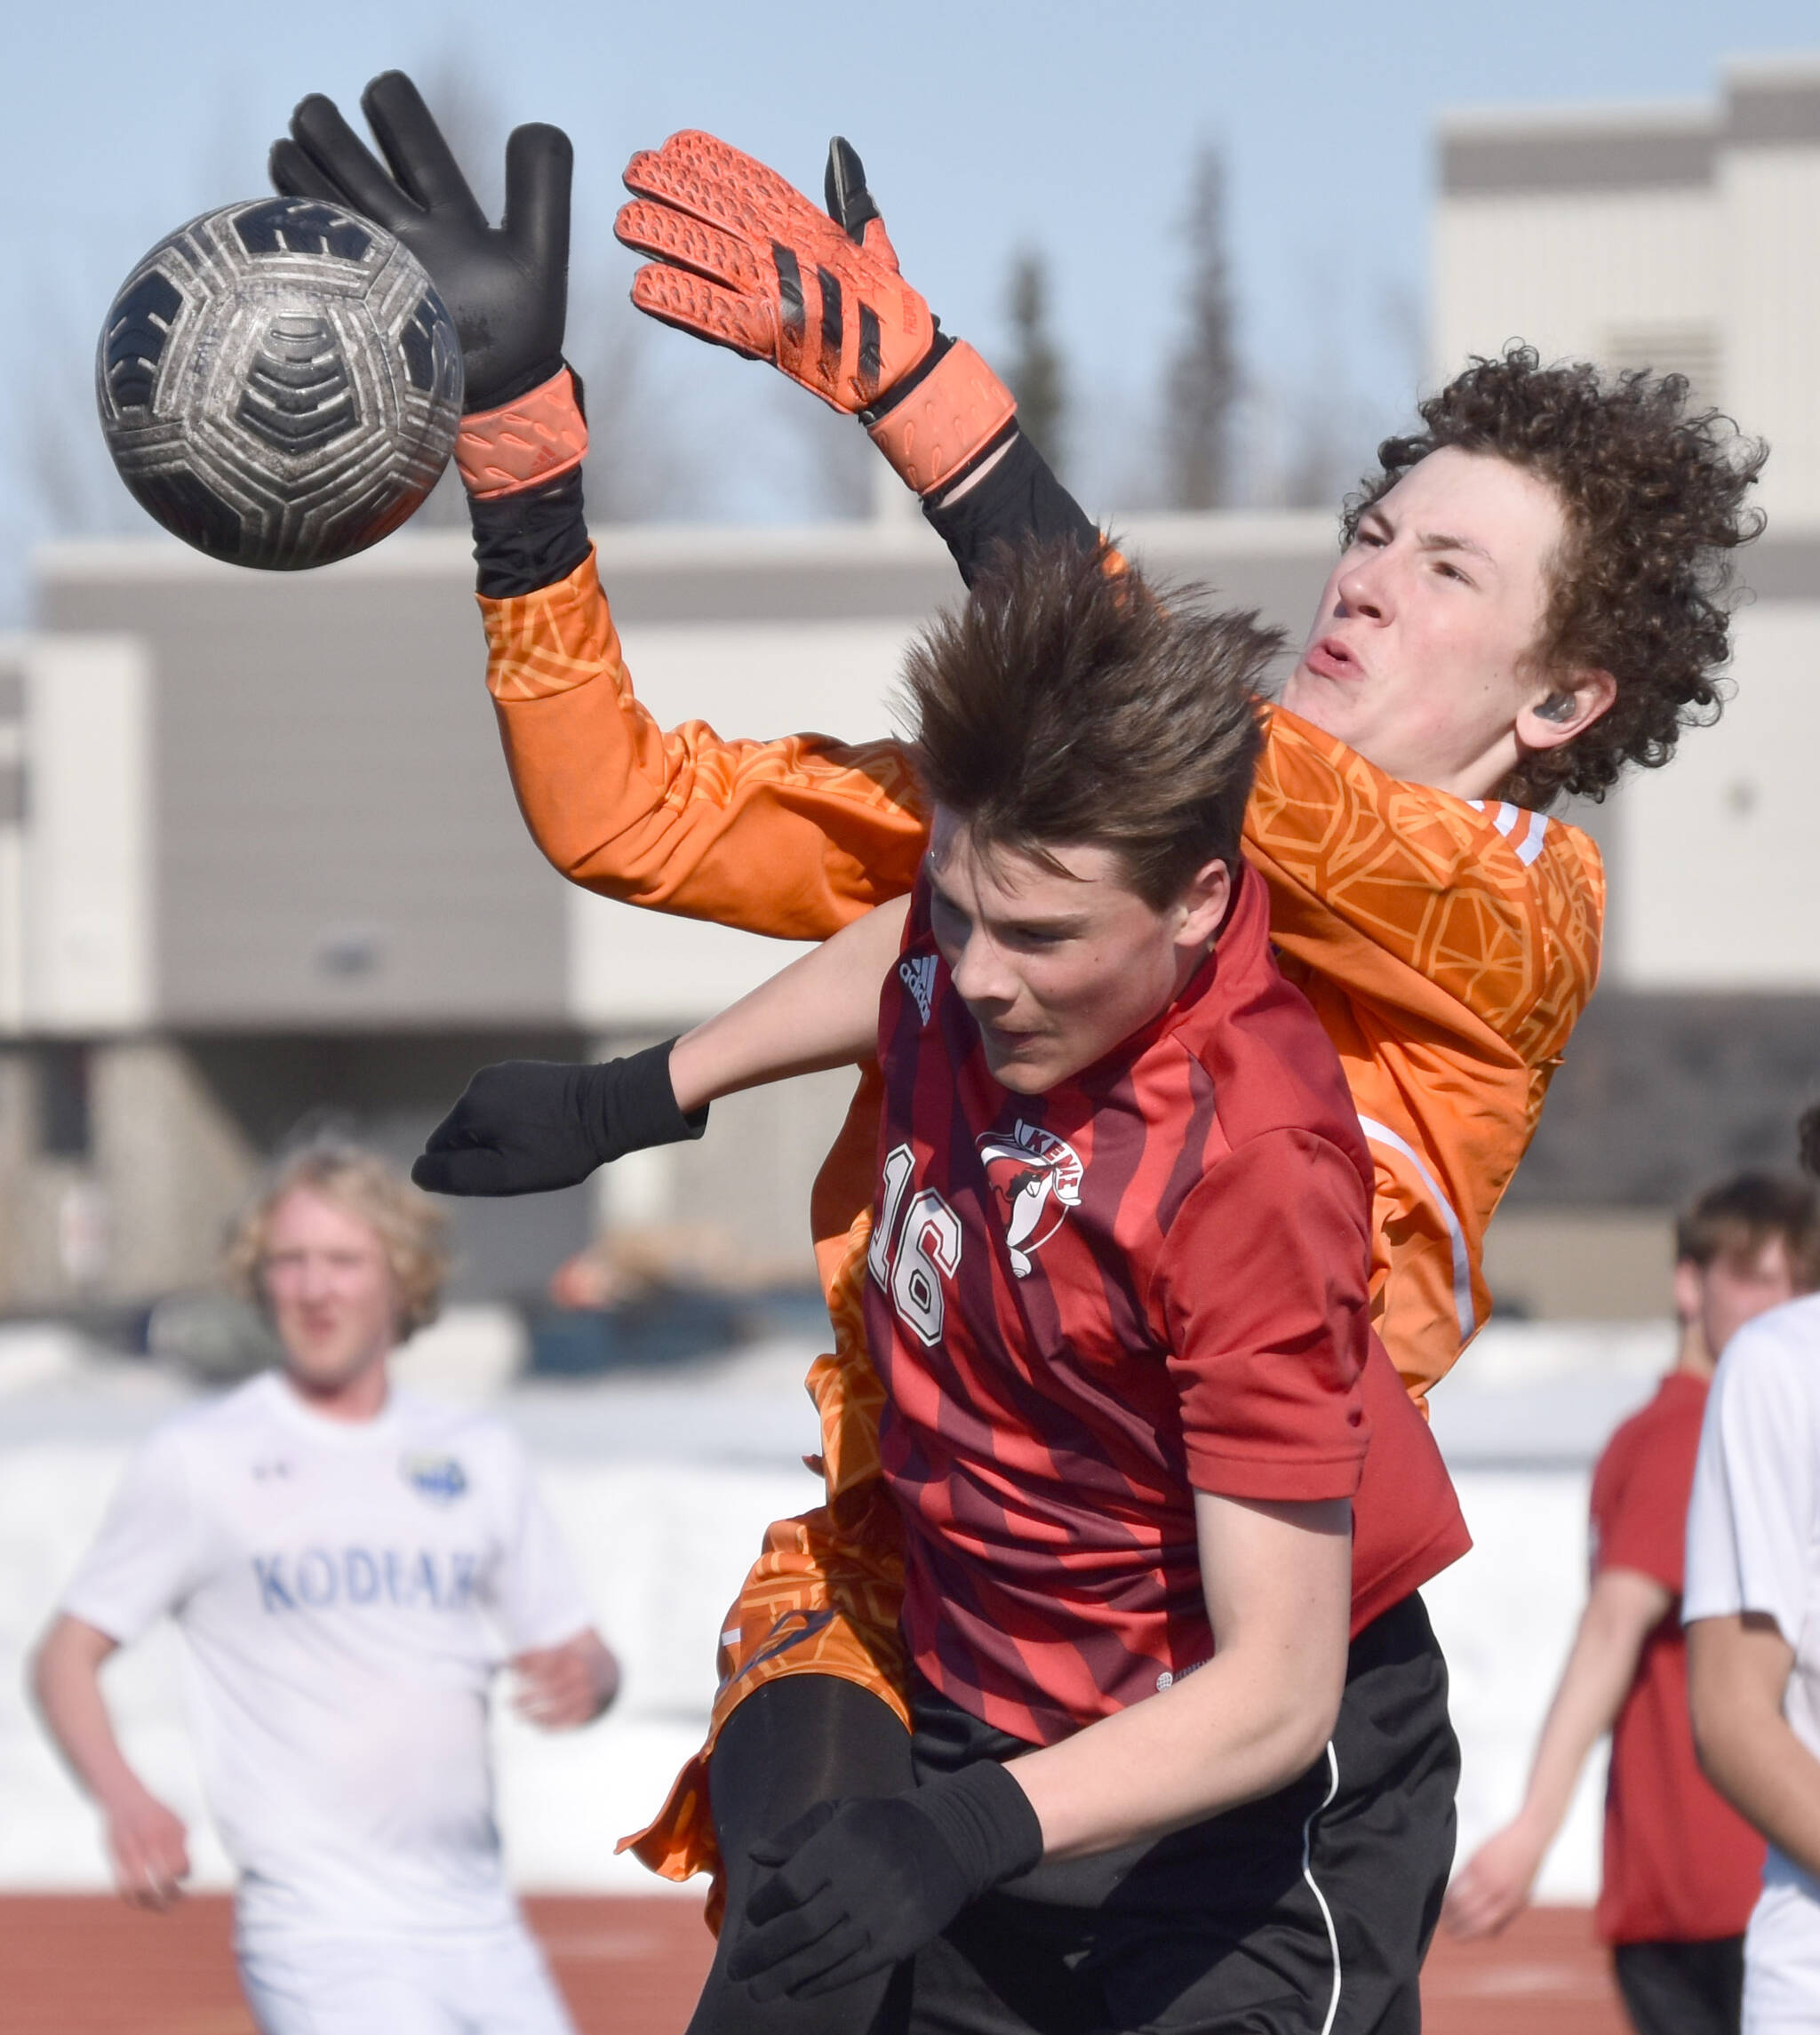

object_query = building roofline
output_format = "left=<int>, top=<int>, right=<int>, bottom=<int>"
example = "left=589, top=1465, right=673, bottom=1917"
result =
left=1441, top=50, right=1820, bottom=196
left=1437, top=99, right=1713, bottom=140
left=30, top=518, right=949, bottom=586
left=1724, top=57, right=1820, bottom=147
left=1440, top=104, right=1716, bottom=197
left=32, top=507, right=1343, bottom=591
left=1722, top=52, right=1820, bottom=90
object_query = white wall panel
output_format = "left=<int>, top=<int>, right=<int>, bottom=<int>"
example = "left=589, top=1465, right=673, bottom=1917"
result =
left=608, top=615, right=922, bottom=749
left=1720, top=148, right=1820, bottom=520
left=1434, top=188, right=1719, bottom=385
left=1611, top=599, right=1820, bottom=986
left=22, top=635, right=153, bottom=1032
left=565, top=618, right=922, bottom=1027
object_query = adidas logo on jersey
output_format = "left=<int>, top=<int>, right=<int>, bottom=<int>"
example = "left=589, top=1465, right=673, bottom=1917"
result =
left=898, top=953, right=938, bottom=1026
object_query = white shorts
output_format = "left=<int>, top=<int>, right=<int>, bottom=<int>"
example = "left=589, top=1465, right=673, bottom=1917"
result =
left=237, top=1919, right=575, bottom=2035
left=1744, top=1862, right=1820, bottom=2034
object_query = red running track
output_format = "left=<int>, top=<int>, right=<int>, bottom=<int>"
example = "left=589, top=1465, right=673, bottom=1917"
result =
left=0, top=1895, right=1629, bottom=2034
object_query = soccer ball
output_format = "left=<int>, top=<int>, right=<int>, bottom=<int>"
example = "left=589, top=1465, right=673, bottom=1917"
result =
left=96, top=197, right=463, bottom=571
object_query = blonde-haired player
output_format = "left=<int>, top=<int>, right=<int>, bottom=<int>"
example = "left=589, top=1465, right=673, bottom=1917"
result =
left=30, top=1143, right=618, bottom=2035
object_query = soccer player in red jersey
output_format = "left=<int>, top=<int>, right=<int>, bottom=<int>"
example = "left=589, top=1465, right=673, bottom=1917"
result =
left=601, top=541, right=1467, bottom=2030
left=1446, top=1175, right=1817, bottom=2035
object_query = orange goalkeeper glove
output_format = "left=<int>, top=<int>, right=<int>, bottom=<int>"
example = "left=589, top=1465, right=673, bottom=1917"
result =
left=615, top=133, right=1016, bottom=499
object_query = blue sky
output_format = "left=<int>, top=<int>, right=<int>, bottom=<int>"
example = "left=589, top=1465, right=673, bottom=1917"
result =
left=4, top=1, right=1816, bottom=614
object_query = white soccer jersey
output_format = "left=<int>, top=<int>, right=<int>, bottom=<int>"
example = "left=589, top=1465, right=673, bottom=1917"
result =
left=1685, top=1292, right=1820, bottom=2031
left=61, top=1371, right=593, bottom=1944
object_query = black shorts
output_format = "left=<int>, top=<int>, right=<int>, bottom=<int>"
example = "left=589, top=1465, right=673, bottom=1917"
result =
left=1612, top=1936, right=1744, bottom=2035
left=905, top=1592, right=1459, bottom=2035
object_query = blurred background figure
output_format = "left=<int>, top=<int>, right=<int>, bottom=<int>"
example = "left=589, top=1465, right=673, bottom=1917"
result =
left=1684, top=1110, right=1820, bottom=2035
left=1445, top=1172, right=1819, bottom=2035
left=26, top=1143, right=619, bottom=2035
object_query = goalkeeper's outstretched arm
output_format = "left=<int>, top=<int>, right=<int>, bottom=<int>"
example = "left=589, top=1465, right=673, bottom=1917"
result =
left=269, top=84, right=1098, bottom=941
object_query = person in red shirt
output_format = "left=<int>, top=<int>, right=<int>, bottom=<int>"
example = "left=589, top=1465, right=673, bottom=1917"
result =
left=1445, top=1174, right=1819, bottom=2035
left=547, top=540, right=1470, bottom=2031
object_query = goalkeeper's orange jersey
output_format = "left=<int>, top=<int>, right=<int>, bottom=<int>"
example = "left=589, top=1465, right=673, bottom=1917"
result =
left=483, top=548, right=1603, bottom=1419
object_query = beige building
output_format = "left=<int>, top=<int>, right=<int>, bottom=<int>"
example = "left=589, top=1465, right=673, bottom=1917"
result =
left=1437, top=55, right=1820, bottom=523
left=1438, top=55, right=1820, bottom=992
left=1436, top=53, right=1820, bottom=1312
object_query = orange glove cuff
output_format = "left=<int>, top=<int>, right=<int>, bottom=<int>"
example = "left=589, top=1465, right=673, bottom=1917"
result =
left=456, top=369, right=589, bottom=499
left=865, top=341, right=1017, bottom=499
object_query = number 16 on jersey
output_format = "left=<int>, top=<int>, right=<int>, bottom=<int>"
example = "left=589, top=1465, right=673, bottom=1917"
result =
left=868, top=1144, right=963, bottom=1347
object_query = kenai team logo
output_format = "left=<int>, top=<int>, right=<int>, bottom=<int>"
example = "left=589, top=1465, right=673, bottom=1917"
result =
left=898, top=953, right=938, bottom=1025
left=976, top=1121, right=1083, bottom=1278
left=402, top=1453, right=468, bottom=1504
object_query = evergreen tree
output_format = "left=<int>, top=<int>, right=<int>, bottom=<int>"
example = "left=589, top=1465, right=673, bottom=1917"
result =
left=1165, top=145, right=1239, bottom=510
left=1007, top=249, right=1066, bottom=475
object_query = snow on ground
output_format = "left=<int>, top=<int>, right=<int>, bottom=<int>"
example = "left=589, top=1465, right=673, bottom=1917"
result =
left=1427, top=1319, right=1673, bottom=1903
left=0, top=1313, right=1677, bottom=1903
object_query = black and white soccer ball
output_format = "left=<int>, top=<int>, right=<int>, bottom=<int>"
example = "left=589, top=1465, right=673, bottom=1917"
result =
left=96, top=197, right=463, bottom=571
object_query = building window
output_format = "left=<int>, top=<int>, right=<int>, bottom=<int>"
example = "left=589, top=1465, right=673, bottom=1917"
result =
left=36, top=1044, right=92, bottom=1161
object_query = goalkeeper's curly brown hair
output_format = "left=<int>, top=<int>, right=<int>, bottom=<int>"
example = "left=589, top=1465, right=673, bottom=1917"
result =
left=1344, top=345, right=1767, bottom=810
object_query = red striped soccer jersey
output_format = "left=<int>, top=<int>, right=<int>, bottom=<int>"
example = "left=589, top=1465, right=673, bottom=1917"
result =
left=866, top=865, right=1469, bottom=1745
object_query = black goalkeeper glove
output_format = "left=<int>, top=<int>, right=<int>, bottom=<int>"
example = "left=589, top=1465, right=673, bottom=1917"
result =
left=411, top=1041, right=706, bottom=1197
left=726, top=1761, right=1043, bottom=2000
left=270, top=69, right=571, bottom=413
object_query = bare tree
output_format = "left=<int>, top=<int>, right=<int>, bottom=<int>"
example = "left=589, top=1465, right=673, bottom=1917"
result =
left=1280, top=385, right=1359, bottom=510
left=1275, top=271, right=1420, bottom=511
left=28, top=276, right=148, bottom=543
left=1006, top=249, right=1066, bottom=476
left=1164, top=144, right=1240, bottom=510
left=577, top=297, right=708, bottom=523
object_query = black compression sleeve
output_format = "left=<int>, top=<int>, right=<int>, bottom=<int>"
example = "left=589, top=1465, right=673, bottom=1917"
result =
left=920, top=430, right=1100, bottom=588
left=690, top=1678, right=913, bottom=2035
left=468, top=421, right=1097, bottom=600
left=468, top=468, right=591, bottom=598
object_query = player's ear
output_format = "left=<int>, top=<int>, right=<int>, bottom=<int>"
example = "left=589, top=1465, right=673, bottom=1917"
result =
left=1672, top=1257, right=1704, bottom=1328
left=1172, top=858, right=1233, bottom=951
left=1515, top=666, right=1616, bottom=754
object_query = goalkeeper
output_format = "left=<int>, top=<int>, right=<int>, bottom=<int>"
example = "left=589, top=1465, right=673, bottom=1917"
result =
left=272, top=78, right=1765, bottom=2035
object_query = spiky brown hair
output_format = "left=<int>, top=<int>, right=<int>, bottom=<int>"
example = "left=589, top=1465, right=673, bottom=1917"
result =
left=902, top=541, right=1276, bottom=906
